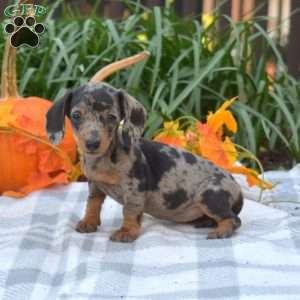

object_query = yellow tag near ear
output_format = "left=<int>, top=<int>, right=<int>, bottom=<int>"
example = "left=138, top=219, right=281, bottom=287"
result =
left=118, top=119, right=125, bottom=129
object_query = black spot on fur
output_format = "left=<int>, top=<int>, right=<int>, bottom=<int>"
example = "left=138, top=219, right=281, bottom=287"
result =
left=130, top=108, right=145, bottom=127
left=59, top=86, right=85, bottom=131
left=169, top=147, right=180, bottom=158
left=149, top=140, right=165, bottom=151
left=182, top=151, right=197, bottom=164
left=66, top=86, right=88, bottom=116
left=105, top=86, right=117, bottom=94
left=108, top=124, right=115, bottom=135
left=232, top=192, right=243, bottom=215
left=93, top=100, right=112, bottom=111
left=164, top=189, right=188, bottom=209
left=212, top=172, right=226, bottom=185
left=190, top=215, right=217, bottom=228
left=91, top=89, right=113, bottom=111
left=140, top=140, right=176, bottom=190
left=69, top=86, right=86, bottom=111
left=129, top=147, right=150, bottom=191
left=130, top=139, right=176, bottom=191
left=202, top=189, right=234, bottom=218
left=117, top=91, right=126, bottom=121
left=121, top=130, right=131, bottom=152
left=110, top=146, right=118, bottom=164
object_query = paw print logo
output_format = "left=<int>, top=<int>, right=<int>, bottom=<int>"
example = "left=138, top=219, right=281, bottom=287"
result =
left=4, top=16, right=45, bottom=48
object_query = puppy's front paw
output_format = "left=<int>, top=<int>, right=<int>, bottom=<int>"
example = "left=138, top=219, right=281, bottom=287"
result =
left=110, top=229, right=139, bottom=243
left=76, top=218, right=100, bottom=233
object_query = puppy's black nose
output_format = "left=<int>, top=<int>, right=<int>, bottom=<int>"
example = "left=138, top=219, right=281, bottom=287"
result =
left=85, top=140, right=100, bottom=151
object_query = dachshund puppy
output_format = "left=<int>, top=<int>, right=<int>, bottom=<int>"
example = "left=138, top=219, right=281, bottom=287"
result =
left=46, top=82, right=243, bottom=242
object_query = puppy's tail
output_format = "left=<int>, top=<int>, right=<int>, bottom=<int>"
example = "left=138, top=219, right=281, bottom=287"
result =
left=90, top=51, right=150, bottom=83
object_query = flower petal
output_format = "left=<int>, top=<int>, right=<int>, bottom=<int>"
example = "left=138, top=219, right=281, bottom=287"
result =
left=207, top=98, right=238, bottom=134
left=228, top=166, right=273, bottom=189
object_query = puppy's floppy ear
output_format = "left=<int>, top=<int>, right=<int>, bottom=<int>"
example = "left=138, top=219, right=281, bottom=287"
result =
left=117, top=89, right=147, bottom=150
left=46, top=90, right=73, bottom=145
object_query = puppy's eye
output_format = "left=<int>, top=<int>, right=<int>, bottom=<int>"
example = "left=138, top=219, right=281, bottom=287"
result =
left=107, top=114, right=117, bottom=122
left=71, top=111, right=81, bottom=121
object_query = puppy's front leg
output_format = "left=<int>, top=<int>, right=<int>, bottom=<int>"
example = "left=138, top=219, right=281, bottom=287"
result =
left=110, top=203, right=143, bottom=243
left=76, top=182, right=106, bottom=233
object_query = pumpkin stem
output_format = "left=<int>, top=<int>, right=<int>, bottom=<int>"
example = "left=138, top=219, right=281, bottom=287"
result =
left=1, top=41, right=19, bottom=99
left=90, top=51, right=150, bottom=83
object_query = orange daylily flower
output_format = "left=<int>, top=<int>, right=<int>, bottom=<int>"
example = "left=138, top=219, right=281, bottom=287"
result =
left=154, top=121, right=187, bottom=148
left=206, top=97, right=238, bottom=138
left=185, top=129, right=200, bottom=154
left=196, top=122, right=238, bottom=169
left=228, top=166, right=273, bottom=190
left=163, top=121, right=180, bottom=130
left=185, top=130, right=198, bottom=143
left=222, top=137, right=238, bottom=165
left=153, top=97, right=273, bottom=190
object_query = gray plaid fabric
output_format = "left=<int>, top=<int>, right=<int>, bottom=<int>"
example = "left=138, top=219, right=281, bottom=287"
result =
left=0, top=182, right=300, bottom=300
left=234, top=164, right=300, bottom=216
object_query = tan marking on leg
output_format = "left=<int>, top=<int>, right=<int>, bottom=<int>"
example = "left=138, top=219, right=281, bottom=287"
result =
left=207, top=218, right=240, bottom=239
left=198, top=203, right=241, bottom=239
left=110, top=209, right=143, bottom=243
left=76, top=194, right=105, bottom=233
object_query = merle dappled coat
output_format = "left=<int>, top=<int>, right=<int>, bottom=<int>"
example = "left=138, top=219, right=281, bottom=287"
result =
left=46, top=82, right=243, bottom=243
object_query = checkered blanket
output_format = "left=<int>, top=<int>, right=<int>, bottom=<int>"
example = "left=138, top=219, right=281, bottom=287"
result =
left=0, top=179, right=300, bottom=300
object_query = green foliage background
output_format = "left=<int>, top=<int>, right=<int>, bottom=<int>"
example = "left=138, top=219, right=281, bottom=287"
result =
left=1, top=1, right=299, bottom=164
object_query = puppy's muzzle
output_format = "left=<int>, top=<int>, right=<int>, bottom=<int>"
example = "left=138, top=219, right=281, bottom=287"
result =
left=85, top=140, right=100, bottom=151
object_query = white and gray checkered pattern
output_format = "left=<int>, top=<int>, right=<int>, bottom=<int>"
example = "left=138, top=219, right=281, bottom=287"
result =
left=0, top=175, right=300, bottom=300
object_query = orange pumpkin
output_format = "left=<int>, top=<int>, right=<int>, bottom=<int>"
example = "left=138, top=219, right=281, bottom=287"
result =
left=0, top=0, right=149, bottom=198
left=0, top=98, right=77, bottom=197
left=0, top=15, right=78, bottom=197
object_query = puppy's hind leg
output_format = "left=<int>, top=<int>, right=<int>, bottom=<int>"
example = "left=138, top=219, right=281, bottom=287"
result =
left=206, top=217, right=241, bottom=239
left=189, top=215, right=217, bottom=228
left=199, top=189, right=242, bottom=239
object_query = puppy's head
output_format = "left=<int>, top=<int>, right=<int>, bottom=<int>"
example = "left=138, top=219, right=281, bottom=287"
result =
left=46, top=82, right=146, bottom=156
